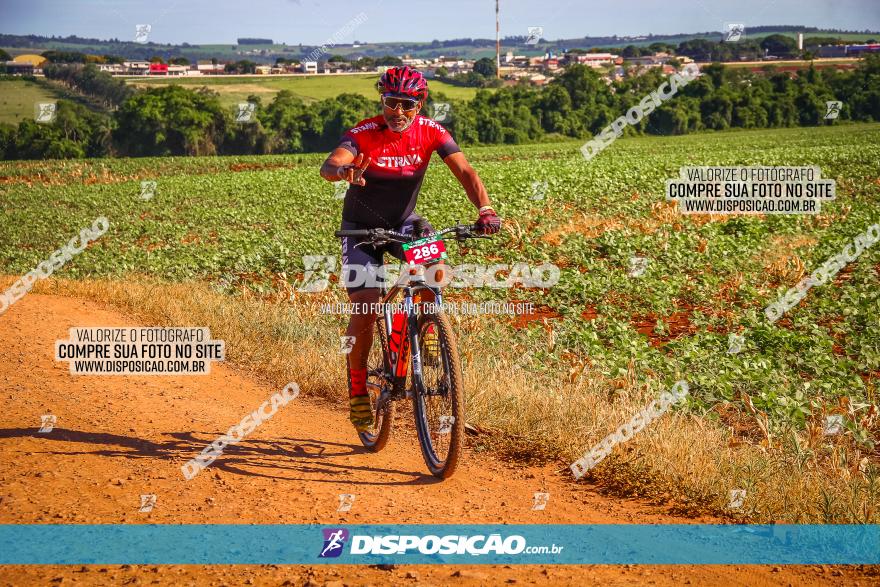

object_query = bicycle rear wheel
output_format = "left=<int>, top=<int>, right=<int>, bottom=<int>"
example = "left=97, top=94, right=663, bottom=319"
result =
left=358, top=317, right=394, bottom=451
left=412, top=310, right=464, bottom=478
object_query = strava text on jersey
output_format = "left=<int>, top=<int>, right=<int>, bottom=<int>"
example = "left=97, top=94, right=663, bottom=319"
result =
left=336, top=114, right=461, bottom=229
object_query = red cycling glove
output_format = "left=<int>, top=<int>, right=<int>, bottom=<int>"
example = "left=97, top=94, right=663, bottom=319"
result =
left=475, top=207, right=501, bottom=235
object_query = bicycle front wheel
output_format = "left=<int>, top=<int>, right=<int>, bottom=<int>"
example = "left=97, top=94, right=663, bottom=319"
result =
left=412, top=310, right=464, bottom=479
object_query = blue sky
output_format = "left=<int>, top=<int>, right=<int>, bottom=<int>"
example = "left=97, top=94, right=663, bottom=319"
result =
left=3, top=0, right=879, bottom=45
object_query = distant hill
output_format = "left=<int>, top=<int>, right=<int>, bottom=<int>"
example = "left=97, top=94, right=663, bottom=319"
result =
left=1, top=26, right=877, bottom=63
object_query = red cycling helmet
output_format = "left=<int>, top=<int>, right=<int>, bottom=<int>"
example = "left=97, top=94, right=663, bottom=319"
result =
left=377, top=66, right=428, bottom=101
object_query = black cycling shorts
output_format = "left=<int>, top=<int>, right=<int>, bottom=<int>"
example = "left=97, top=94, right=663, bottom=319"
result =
left=340, top=213, right=434, bottom=294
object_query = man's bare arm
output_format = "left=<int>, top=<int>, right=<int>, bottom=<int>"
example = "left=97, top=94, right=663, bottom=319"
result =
left=442, top=151, right=492, bottom=210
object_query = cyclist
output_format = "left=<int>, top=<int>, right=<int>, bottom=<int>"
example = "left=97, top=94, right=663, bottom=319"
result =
left=319, top=65, right=501, bottom=433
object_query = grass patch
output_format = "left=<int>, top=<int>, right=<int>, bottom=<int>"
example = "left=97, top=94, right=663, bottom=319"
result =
left=126, top=74, right=484, bottom=107
left=0, top=79, right=61, bottom=125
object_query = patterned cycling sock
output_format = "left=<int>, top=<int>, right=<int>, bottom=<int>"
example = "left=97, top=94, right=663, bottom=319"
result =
left=349, top=367, right=368, bottom=398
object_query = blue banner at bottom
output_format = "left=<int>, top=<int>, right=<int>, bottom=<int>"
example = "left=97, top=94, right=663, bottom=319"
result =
left=0, top=524, right=877, bottom=565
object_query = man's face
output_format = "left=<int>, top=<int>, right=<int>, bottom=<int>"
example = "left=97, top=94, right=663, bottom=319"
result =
left=382, top=94, right=422, bottom=132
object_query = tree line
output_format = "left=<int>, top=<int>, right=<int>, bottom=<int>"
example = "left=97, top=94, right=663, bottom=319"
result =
left=1, top=57, right=878, bottom=160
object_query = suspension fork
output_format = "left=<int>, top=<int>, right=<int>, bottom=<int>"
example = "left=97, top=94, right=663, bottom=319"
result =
left=407, top=289, right=424, bottom=395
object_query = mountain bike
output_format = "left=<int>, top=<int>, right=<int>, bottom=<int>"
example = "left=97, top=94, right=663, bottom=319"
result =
left=334, top=223, right=490, bottom=479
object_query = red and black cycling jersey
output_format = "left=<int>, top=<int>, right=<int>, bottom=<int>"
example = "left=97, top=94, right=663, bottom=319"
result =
left=336, top=114, right=461, bottom=228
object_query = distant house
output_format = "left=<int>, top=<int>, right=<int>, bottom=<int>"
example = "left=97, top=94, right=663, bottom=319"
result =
left=167, top=64, right=188, bottom=76
left=148, top=63, right=169, bottom=75
left=402, top=57, right=429, bottom=67
left=301, top=61, right=318, bottom=74
left=846, top=43, right=880, bottom=56
left=97, top=63, right=125, bottom=74
left=4, top=54, right=45, bottom=75
left=625, top=52, right=672, bottom=66
left=124, top=61, right=151, bottom=75
left=255, top=65, right=272, bottom=74
left=567, top=53, right=619, bottom=68
left=4, top=61, right=34, bottom=75
left=196, top=60, right=225, bottom=74
left=816, top=45, right=847, bottom=58
left=13, top=54, right=47, bottom=68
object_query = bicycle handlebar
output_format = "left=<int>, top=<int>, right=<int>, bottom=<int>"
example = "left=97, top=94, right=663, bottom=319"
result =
left=334, top=228, right=408, bottom=238
left=334, top=224, right=491, bottom=243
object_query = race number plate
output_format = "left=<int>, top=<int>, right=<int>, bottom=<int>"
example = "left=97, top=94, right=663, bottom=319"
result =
left=402, top=236, right=447, bottom=265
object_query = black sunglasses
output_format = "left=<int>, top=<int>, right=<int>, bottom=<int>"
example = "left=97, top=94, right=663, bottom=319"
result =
left=381, top=95, right=419, bottom=112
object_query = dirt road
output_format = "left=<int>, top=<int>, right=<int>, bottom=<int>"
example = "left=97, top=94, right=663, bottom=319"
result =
left=0, top=293, right=876, bottom=585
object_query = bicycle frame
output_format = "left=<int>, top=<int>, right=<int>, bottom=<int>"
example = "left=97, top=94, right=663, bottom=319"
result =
left=377, top=267, right=444, bottom=399
left=337, top=223, right=481, bottom=401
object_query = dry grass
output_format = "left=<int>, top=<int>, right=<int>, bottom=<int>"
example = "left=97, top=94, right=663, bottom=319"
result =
left=540, top=213, right=625, bottom=245
left=19, top=276, right=880, bottom=523
left=759, top=234, right=820, bottom=285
